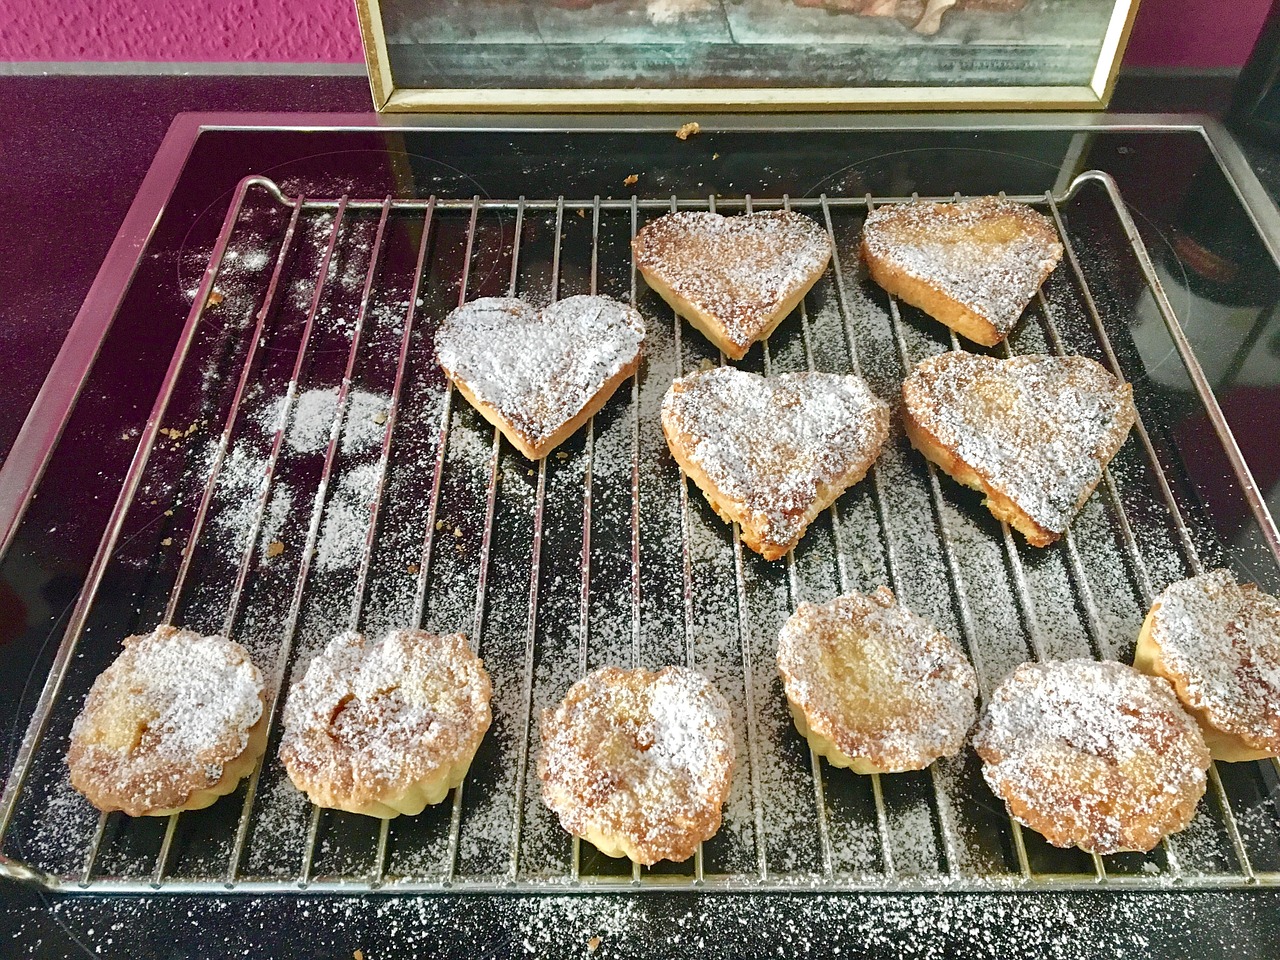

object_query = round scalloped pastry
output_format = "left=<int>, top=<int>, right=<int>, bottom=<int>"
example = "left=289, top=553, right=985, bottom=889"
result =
left=777, top=587, right=978, bottom=774
left=974, top=659, right=1210, bottom=855
left=279, top=629, right=491, bottom=818
left=67, top=625, right=267, bottom=817
left=537, top=665, right=735, bottom=865
left=1135, top=569, right=1280, bottom=762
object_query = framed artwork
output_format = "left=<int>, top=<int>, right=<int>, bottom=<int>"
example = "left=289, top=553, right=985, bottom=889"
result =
left=356, top=0, right=1140, bottom=111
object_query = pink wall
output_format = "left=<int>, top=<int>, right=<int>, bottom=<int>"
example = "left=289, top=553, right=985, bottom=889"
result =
left=0, top=0, right=1270, bottom=69
left=0, top=0, right=364, bottom=63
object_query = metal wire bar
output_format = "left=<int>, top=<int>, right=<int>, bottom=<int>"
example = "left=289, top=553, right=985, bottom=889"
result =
left=364, top=200, right=440, bottom=887
left=0, top=175, right=267, bottom=865
left=245, top=182, right=1061, bottom=215
left=280, top=198, right=391, bottom=888
left=692, top=192, right=768, bottom=881
left=1034, top=199, right=1254, bottom=885
left=731, top=521, right=770, bottom=882
left=571, top=196, right=604, bottom=885
left=756, top=195, right=837, bottom=879
left=510, top=198, right=564, bottom=879
left=1042, top=189, right=1259, bottom=882
left=163, top=201, right=306, bottom=627
left=222, top=195, right=353, bottom=884
left=444, top=200, right=521, bottom=885
left=298, top=200, right=399, bottom=888
left=859, top=192, right=1049, bottom=880
left=412, top=199, right=484, bottom=629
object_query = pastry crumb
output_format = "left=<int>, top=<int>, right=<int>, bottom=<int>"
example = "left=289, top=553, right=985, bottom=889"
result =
left=354, top=951, right=365, bottom=960
left=435, top=519, right=444, bottom=531
left=206, top=290, right=224, bottom=307
left=623, top=174, right=639, bottom=186
left=587, top=936, right=601, bottom=952
left=453, top=526, right=463, bottom=538
left=556, top=451, right=569, bottom=460
left=372, top=409, right=388, bottom=425
left=407, top=563, right=419, bottom=575
left=676, top=121, right=700, bottom=140
left=577, top=208, right=586, bottom=218
left=161, top=537, right=173, bottom=547
left=712, top=152, right=720, bottom=159
left=266, top=541, right=285, bottom=558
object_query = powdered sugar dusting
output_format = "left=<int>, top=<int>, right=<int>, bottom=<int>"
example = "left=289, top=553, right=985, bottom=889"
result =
left=633, top=210, right=832, bottom=352
left=974, top=659, right=1211, bottom=855
left=279, top=629, right=491, bottom=809
left=67, top=626, right=264, bottom=814
left=538, top=666, right=735, bottom=865
left=1150, top=569, right=1280, bottom=752
left=777, top=587, right=978, bottom=771
left=436, top=295, right=644, bottom=451
left=862, top=197, right=1062, bottom=338
left=903, top=352, right=1136, bottom=535
left=662, top=367, right=889, bottom=556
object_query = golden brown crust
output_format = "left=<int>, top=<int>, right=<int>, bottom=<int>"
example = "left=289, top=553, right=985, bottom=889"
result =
left=449, top=354, right=640, bottom=461
left=537, top=666, right=735, bottom=865
left=861, top=197, right=1063, bottom=347
left=436, top=295, right=645, bottom=460
left=777, top=587, right=978, bottom=773
left=660, top=367, right=889, bottom=561
left=863, top=248, right=1003, bottom=346
left=633, top=211, right=832, bottom=360
left=279, top=630, right=492, bottom=818
left=67, top=626, right=266, bottom=817
left=974, top=659, right=1210, bottom=855
left=902, top=408, right=1057, bottom=547
left=1134, top=571, right=1280, bottom=761
left=901, top=352, right=1136, bottom=548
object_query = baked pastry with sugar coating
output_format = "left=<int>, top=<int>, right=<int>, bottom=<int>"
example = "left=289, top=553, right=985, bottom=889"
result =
left=279, top=629, right=491, bottom=818
left=861, top=197, right=1062, bottom=346
left=633, top=210, right=832, bottom=360
left=902, top=351, right=1136, bottom=547
left=777, top=587, right=978, bottom=773
left=1135, top=569, right=1280, bottom=762
left=67, top=625, right=266, bottom=817
left=538, top=666, right=735, bottom=865
left=436, top=295, right=645, bottom=460
left=974, top=659, right=1210, bottom=855
left=662, top=366, right=890, bottom=561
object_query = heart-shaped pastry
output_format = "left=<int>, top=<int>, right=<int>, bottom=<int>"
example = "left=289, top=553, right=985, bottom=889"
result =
left=861, top=197, right=1063, bottom=346
left=633, top=211, right=833, bottom=361
left=901, top=351, right=1136, bottom=547
left=661, top=367, right=889, bottom=560
left=436, top=295, right=645, bottom=460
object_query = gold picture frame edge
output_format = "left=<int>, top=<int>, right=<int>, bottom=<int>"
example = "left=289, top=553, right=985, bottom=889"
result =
left=355, top=0, right=1141, bottom=114
left=379, top=85, right=1107, bottom=113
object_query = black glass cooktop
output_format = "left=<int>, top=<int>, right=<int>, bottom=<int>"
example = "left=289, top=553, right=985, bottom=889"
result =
left=2, top=118, right=1279, bottom=958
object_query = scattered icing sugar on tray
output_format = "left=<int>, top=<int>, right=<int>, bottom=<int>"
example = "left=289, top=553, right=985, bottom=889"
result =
left=12, top=189, right=1277, bottom=913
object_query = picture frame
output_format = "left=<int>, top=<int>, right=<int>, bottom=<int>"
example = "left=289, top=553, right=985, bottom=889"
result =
left=355, top=0, right=1140, bottom=112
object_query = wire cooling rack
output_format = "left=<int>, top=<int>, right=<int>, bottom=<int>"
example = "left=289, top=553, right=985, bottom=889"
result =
left=1, top=172, right=1278, bottom=894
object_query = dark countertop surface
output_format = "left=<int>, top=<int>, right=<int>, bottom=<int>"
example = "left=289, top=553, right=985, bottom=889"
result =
left=2, top=73, right=1280, bottom=959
